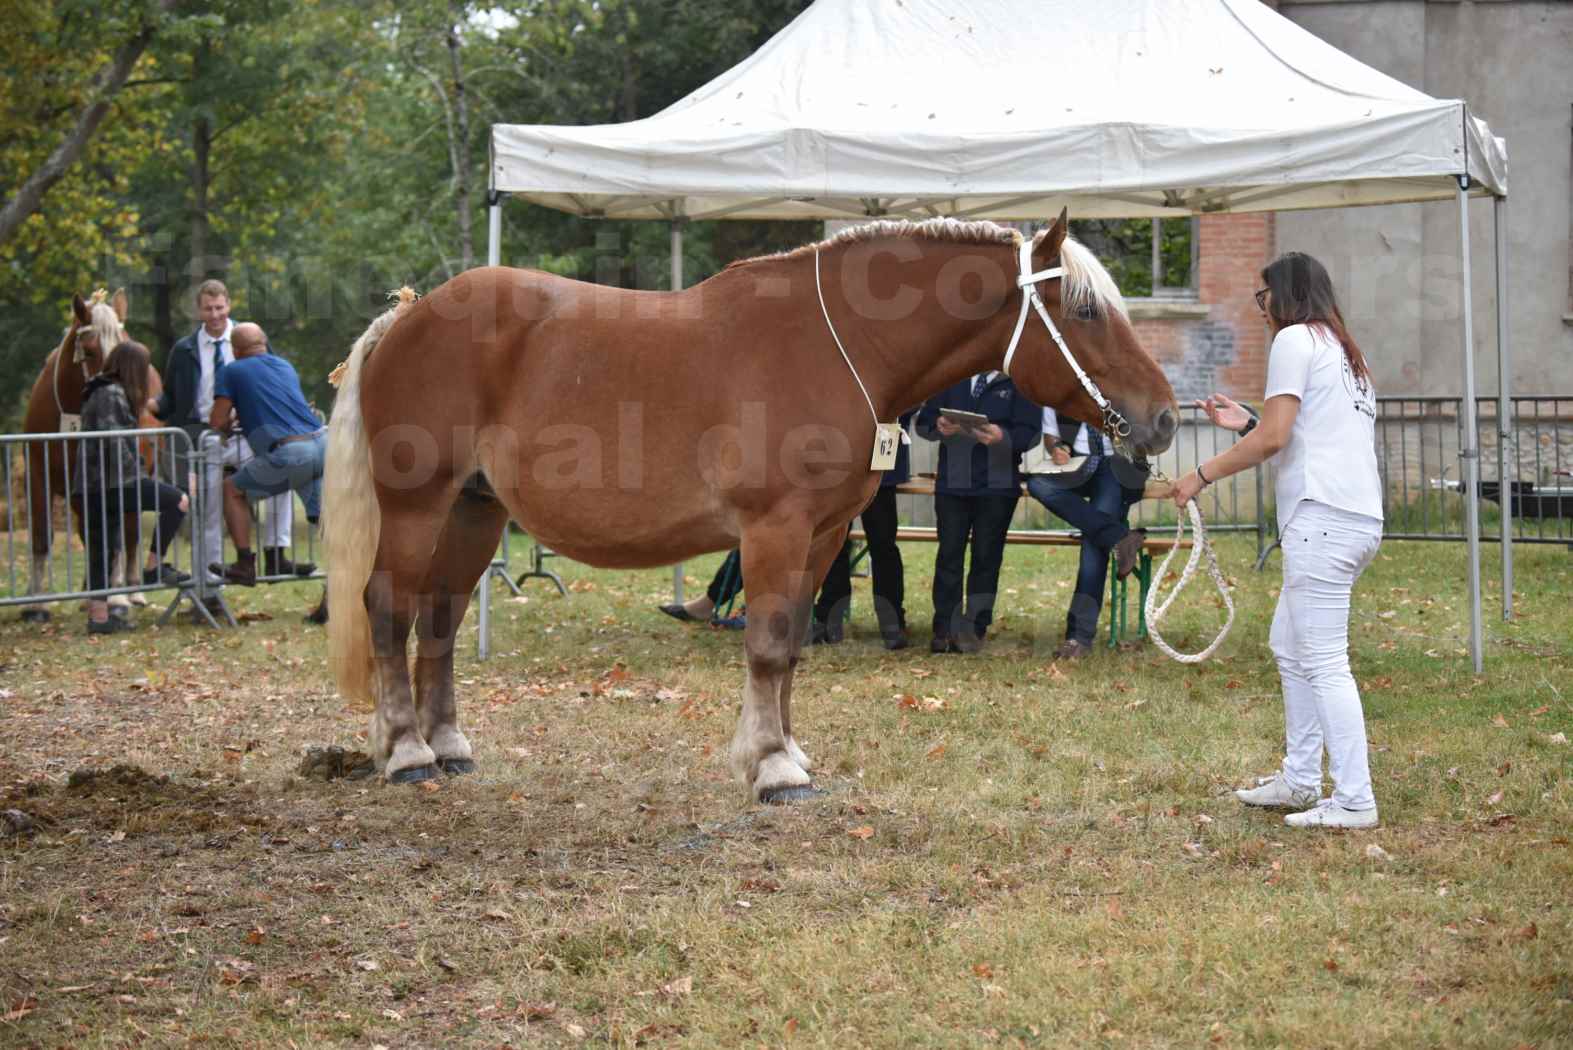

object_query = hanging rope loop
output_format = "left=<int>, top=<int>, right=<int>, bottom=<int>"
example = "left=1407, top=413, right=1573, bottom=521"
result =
left=1144, top=499, right=1235, bottom=663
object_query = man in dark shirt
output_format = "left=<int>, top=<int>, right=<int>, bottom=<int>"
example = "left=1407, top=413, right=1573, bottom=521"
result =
left=915, top=371, right=1043, bottom=653
left=207, top=323, right=326, bottom=585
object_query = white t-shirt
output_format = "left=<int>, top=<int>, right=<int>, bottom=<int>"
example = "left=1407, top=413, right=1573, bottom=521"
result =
left=1263, top=323, right=1383, bottom=531
left=195, top=321, right=235, bottom=421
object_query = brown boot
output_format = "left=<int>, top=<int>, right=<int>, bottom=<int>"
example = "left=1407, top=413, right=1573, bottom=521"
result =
left=1113, top=528, right=1146, bottom=580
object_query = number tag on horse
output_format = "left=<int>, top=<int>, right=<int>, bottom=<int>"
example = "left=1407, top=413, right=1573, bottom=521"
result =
left=59, top=413, right=82, bottom=434
left=871, top=421, right=902, bottom=471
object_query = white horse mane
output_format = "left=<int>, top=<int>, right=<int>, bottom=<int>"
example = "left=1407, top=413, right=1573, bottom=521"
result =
left=739, top=217, right=1127, bottom=318
left=65, top=301, right=128, bottom=366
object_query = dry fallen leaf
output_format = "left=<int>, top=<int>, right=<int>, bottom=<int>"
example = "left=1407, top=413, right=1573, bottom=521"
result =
left=1364, top=844, right=1391, bottom=861
left=972, top=963, right=994, bottom=979
left=847, top=825, right=875, bottom=840
left=925, top=742, right=946, bottom=760
left=1491, top=714, right=1510, bottom=729
left=661, top=976, right=693, bottom=998
left=1486, top=790, right=1504, bottom=807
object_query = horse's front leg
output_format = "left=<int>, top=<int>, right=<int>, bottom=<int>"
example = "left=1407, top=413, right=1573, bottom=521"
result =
left=729, top=519, right=818, bottom=803
left=780, top=524, right=852, bottom=774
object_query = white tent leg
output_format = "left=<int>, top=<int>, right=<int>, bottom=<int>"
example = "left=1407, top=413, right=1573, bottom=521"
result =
left=1457, top=181, right=1484, bottom=672
left=670, top=219, right=686, bottom=606
left=478, top=191, right=504, bottom=659
left=487, top=192, right=502, bottom=267
left=1493, top=195, right=1513, bottom=620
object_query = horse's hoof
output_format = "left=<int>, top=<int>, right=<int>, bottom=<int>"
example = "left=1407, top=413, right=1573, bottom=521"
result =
left=387, top=764, right=440, bottom=785
left=759, top=784, right=825, bottom=805
left=19, top=609, right=49, bottom=624
left=437, top=757, right=476, bottom=776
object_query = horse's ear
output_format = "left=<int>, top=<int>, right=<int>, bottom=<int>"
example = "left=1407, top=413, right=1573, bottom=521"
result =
left=1036, top=207, right=1069, bottom=264
left=71, top=294, right=90, bottom=327
left=111, top=288, right=128, bottom=322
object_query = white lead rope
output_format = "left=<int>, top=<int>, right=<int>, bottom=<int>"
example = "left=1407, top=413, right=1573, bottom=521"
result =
left=1143, top=499, right=1235, bottom=663
left=814, top=247, right=880, bottom=429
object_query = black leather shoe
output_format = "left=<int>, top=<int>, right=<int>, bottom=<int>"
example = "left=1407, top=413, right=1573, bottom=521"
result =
left=264, top=548, right=316, bottom=577
left=953, top=629, right=986, bottom=654
left=809, top=617, right=844, bottom=645
left=142, top=563, right=190, bottom=587
left=658, top=602, right=702, bottom=623
left=881, top=627, right=909, bottom=651
left=929, top=634, right=954, bottom=654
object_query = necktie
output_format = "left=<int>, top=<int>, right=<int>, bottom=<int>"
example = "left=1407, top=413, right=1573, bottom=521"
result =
left=972, top=373, right=988, bottom=399
left=214, top=337, right=226, bottom=363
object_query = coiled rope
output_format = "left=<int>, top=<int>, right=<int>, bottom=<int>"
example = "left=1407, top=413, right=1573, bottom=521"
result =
left=1143, top=500, right=1235, bottom=663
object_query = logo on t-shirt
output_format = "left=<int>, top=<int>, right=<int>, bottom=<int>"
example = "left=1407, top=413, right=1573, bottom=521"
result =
left=1340, top=350, right=1376, bottom=420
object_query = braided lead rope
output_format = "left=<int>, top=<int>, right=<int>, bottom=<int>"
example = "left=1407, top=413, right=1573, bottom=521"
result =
left=1143, top=500, right=1235, bottom=663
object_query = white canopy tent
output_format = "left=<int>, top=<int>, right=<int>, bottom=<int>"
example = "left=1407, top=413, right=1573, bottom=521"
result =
left=486, top=0, right=1511, bottom=669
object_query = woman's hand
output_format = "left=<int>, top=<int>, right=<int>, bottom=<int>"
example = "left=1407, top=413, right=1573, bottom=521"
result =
left=1195, top=393, right=1252, bottom=433
left=1050, top=445, right=1071, bottom=465
left=1171, top=471, right=1205, bottom=507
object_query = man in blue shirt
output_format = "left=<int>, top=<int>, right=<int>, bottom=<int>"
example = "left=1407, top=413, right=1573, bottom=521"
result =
left=208, top=323, right=326, bottom=586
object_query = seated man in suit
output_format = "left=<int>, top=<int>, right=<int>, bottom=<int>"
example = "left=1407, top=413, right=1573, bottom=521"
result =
left=1026, top=407, right=1148, bottom=660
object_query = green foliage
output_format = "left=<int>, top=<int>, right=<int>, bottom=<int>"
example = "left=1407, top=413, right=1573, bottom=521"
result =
left=1070, top=218, right=1194, bottom=299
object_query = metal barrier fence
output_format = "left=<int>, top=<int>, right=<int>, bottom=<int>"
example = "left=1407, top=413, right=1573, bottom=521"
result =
left=1, top=427, right=217, bottom=626
left=1379, top=395, right=1571, bottom=545
left=2, top=427, right=327, bottom=628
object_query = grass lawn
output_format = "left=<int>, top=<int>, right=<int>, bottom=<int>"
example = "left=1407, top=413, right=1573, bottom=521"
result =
left=0, top=534, right=1568, bottom=1048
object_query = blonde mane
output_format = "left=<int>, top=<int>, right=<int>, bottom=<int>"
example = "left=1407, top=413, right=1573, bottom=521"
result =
left=61, top=300, right=129, bottom=368
left=1034, top=228, right=1128, bottom=320
left=730, top=218, right=1128, bottom=319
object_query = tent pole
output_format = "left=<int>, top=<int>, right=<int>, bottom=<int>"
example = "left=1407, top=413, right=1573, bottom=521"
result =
left=1493, top=194, right=1513, bottom=620
left=1456, top=180, right=1484, bottom=673
left=487, top=191, right=503, bottom=268
left=670, top=218, right=686, bottom=606
left=477, top=189, right=504, bottom=659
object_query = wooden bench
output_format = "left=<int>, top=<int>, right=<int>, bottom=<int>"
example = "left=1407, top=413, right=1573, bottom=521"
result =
left=849, top=476, right=1190, bottom=647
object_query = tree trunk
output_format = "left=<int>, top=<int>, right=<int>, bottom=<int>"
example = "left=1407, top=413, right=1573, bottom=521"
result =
left=0, top=12, right=165, bottom=248
left=191, top=112, right=211, bottom=283
left=445, top=11, right=473, bottom=271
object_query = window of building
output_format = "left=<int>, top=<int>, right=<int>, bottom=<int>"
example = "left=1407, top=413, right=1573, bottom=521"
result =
left=1069, top=217, right=1198, bottom=300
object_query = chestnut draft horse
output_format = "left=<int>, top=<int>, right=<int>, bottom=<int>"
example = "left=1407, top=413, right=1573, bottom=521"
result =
left=326, top=213, right=1178, bottom=800
left=16, top=290, right=165, bottom=621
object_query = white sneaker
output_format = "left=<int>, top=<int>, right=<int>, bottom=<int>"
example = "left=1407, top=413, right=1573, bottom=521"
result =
left=1234, top=773, right=1320, bottom=810
left=1284, top=799, right=1379, bottom=829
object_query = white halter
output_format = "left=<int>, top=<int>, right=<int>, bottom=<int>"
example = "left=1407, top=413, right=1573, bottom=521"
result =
left=1002, top=239, right=1132, bottom=446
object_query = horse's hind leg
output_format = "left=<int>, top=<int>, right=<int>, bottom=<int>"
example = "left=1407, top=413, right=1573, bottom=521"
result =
left=366, top=505, right=449, bottom=784
left=730, top=518, right=819, bottom=803
left=414, top=491, right=509, bottom=776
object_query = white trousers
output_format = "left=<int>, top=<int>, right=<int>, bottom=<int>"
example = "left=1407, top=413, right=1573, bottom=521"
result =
left=198, top=432, right=290, bottom=576
left=1269, top=500, right=1383, bottom=810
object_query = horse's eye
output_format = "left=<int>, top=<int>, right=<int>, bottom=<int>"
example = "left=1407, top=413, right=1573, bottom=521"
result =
left=1073, top=303, right=1098, bottom=321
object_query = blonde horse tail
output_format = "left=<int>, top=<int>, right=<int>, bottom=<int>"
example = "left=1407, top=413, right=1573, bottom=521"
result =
left=324, top=307, right=403, bottom=707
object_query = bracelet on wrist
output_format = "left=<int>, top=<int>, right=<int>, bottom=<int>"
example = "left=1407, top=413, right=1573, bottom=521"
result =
left=1196, top=464, right=1212, bottom=486
left=1239, top=414, right=1258, bottom=437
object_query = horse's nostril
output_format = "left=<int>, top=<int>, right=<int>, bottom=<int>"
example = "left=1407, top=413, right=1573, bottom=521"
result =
left=1155, top=408, right=1178, bottom=439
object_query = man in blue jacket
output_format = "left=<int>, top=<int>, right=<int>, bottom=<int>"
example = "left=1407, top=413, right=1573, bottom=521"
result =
left=916, top=372, right=1042, bottom=653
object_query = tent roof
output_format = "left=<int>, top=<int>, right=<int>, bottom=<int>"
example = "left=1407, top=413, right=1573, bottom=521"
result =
left=490, top=0, right=1506, bottom=221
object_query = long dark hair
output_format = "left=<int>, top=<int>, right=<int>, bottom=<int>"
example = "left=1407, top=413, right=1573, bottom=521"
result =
left=101, top=341, right=151, bottom=416
left=1260, top=252, right=1369, bottom=382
